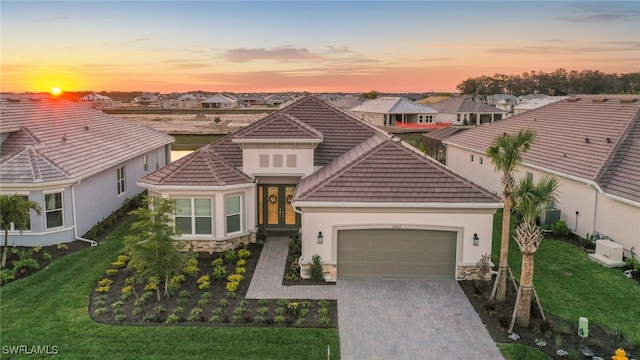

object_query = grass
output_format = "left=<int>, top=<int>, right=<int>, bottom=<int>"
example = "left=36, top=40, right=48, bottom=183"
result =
left=0, top=218, right=339, bottom=359
left=491, top=211, right=640, bottom=350
left=498, top=343, right=552, bottom=360
left=172, top=134, right=225, bottom=150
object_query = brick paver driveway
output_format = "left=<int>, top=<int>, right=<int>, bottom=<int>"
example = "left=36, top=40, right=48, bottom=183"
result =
left=337, top=278, right=504, bottom=360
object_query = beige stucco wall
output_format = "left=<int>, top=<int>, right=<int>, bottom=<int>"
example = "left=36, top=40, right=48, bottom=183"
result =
left=297, top=206, right=498, bottom=281
left=435, top=113, right=459, bottom=125
left=351, top=111, right=385, bottom=127
left=446, top=145, right=639, bottom=254
left=240, top=144, right=316, bottom=178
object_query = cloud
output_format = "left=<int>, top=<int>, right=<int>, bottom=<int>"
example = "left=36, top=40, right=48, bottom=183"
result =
left=223, top=46, right=321, bottom=63
left=419, top=57, right=455, bottom=63
left=488, top=42, right=639, bottom=55
left=555, top=2, right=640, bottom=23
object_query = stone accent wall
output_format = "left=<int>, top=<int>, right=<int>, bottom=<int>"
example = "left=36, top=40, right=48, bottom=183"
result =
left=456, top=265, right=491, bottom=281
left=178, top=232, right=256, bottom=253
left=300, top=263, right=337, bottom=283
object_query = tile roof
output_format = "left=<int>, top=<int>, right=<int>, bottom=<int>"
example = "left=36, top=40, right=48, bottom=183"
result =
left=201, top=93, right=236, bottom=103
left=296, top=134, right=499, bottom=204
left=209, top=96, right=379, bottom=168
left=0, top=94, right=174, bottom=184
left=233, top=113, right=323, bottom=141
left=445, top=95, right=640, bottom=203
left=350, top=97, right=438, bottom=114
left=421, top=127, right=467, bottom=141
left=139, top=147, right=253, bottom=187
left=429, top=97, right=506, bottom=114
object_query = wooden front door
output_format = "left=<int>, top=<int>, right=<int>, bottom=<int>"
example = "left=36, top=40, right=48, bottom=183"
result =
left=258, top=185, right=299, bottom=230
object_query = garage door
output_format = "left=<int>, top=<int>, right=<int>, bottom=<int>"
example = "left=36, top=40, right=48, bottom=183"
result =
left=337, top=229, right=457, bottom=279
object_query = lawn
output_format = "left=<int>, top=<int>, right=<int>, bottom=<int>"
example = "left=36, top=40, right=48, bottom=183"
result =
left=491, top=211, right=640, bottom=359
left=0, top=218, right=339, bottom=359
left=172, top=134, right=225, bottom=150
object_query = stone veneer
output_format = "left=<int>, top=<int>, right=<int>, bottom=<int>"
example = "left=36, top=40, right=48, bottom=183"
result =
left=300, top=263, right=338, bottom=282
left=456, top=265, right=491, bottom=281
left=177, top=232, right=256, bottom=253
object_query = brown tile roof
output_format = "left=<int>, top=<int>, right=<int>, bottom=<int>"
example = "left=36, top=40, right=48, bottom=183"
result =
left=429, top=97, right=506, bottom=114
left=0, top=94, right=174, bottom=184
left=139, top=147, right=253, bottom=187
left=296, top=134, right=499, bottom=204
left=445, top=95, right=640, bottom=203
left=209, top=96, right=379, bottom=167
left=421, top=127, right=466, bottom=141
left=233, top=112, right=323, bottom=141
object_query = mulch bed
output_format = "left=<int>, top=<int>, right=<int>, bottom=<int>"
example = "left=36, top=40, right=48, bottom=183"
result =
left=88, top=243, right=338, bottom=328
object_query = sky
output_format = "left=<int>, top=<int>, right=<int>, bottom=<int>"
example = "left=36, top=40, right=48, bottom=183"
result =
left=1, top=1, right=639, bottom=93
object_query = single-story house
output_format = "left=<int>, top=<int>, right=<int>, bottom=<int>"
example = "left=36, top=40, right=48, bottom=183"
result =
left=350, top=97, right=439, bottom=127
left=79, top=93, right=113, bottom=109
left=429, top=97, right=506, bottom=125
left=421, top=127, right=468, bottom=165
left=444, top=95, right=640, bottom=256
left=0, top=94, right=174, bottom=246
left=201, top=93, right=238, bottom=109
left=513, top=96, right=570, bottom=115
left=139, top=96, right=501, bottom=281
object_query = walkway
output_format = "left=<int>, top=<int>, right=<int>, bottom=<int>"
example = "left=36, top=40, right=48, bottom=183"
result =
left=245, top=236, right=337, bottom=300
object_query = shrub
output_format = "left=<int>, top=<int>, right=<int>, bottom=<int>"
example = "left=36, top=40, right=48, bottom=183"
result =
left=299, top=300, right=312, bottom=308
left=121, top=285, right=134, bottom=295
left=213, top=264, right=227, bottom=279
left=317, top=307, right=329, bottom=317
left=125, top=277, right=136, bottom=286
left=218, top=299, right=228, bottom=307
left=236, top=259, right=247, bottom=267
left=274, top=315, right=285, bottom=324
left=317, top=300, right=330, bottom=308
left=153, top=305, right=166, bottom=314
left=211, top=258, right=224, bottom=267
left=200, top=292, right=212, bottom=300
left=277, top=299, right=289, bottom=307
left=227, top=273, right=244, bottom=283
left=197, top=298, right=209, bottom=307
left=275, top=307, right=286, bottom=316
left=176, top=297, right=189, bottom=306
left=233, top=307, right=246, bottom=316
left=115, top=313, right=127, bottom=322
left=287, top=302, right=299, bottom=315
left=183, top=258, right=200, bottom=277
left=132, top=307, right=143, bottom=316
left=232, top=314, right=243, bottom=323
left=166, top=314, right=180, bottom=324
left=120, top=291, right=133, bottom=301
left=224, top=249, right=238, bottom=264
left=208, top=315, right=221, bottom=323
left=239, top=300, right=249, bottom=307
left=226, top=281, right=240, bottom=293
left=257, top=307, right=269, bottom=315
left=111, top=301, right=124, bottom=309
left=238, top=248, right=251, bottom=259
left=41, top=251, right=52, bottom=261
left=253, top=315, right=265, bottom=324
left=308, top=254, right=324, bottom=282
left=93, top=299, right=105, bottom=308
left=168, top=274, right=185, bottom=292
left=300, top=308, right=310, bottom=317
left=105, top=269, right=118, bottom=277
left=257, top=299, right=269, bottom=306
left=111, top=260, right=126, bottom=269
left=197, top=275, right=210, bottom=290
left=226, top=291, right=237, bottom=299
left=211, top=308, right=223, bottom=316
left=551, top=220, right=571, bottom=236
left=625, top=256, right=640, bottom=272
left=93, top=307, right=108, bottom=316
left=173, top=307, right=185, bottom=315
left=235, top=267, right=246, bottom=275
left=144, top=276, right=159, bottom=291
left=319, top=316, right=331, bottom=327
left=179, top=290, right=191, bottom=299
left=296, top=317, right=307, bottom=326
left=98, top=278, right=114, bottom=287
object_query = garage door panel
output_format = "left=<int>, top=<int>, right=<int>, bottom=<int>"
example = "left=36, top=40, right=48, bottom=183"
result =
left=338, top=229, right=456, bottom=279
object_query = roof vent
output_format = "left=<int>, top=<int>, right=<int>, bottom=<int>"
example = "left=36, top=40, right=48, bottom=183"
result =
left=584, top=137, right=590, bottom=144
left=84, top=125, right=90, bottom=130
left=29, top=98, right=42, bottom=102
left=620, top=99, right=638, bottom=103
left=567, top=98, right=579, bottom=102
left=6, top=98, right=21, bottom=102
left=593, top=98, right=607, bottom=103
left=62, top=135, right=67, bottom=142
left=563, top=153, right=567, bottom=157
left=606, top=137, right=612, bottom=143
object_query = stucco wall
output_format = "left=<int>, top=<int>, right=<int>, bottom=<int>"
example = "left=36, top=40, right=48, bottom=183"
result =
left=241, top=144, right=316, bottom=178
left=298, top=207, right=497, bottom=280
left=595, top=195, right=639, bottom=255
left=351, top=111, right=385, bottom=126
left=435, top=113, right=458, bottom=125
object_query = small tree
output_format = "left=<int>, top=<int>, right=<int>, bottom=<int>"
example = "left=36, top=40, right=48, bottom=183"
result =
left=512, top=175, right=559, bottom=327
left=124, top=195, right=189, bottom=301
left=308, top=254, right=324, bottom=282
left=0, top=194, right=42, bottom=269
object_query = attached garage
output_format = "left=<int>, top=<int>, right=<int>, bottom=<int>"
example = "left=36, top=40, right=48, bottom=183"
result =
left=337, top=229, right=457, bottom=279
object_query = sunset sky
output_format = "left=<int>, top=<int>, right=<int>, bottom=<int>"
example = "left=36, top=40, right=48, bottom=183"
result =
left=2, top=1, right=639, bottom=93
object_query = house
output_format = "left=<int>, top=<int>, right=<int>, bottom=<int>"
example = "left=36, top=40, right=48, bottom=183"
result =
left=0, top=94, right=174, bottom=246
left=201, top=93, right=238, bottom=109
left=488, top=94, right=519, bottom=113
left=421, top=127, right=468, bottom=164
left=444, top=95, right=640, bottom=256
left=349, top=97, right=439, bottom=127
left=79, top=93, right=113, bottom=109
left=429, top=97, right=506, bottom=125
left=513, top=96, right=570, bottom=115
left=138, top=96, right=501, bottom=281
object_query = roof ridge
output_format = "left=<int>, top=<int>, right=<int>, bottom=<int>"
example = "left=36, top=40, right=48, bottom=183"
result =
left=27, top=147, right=41, bottom=181
left=594, top=105, right=640, bottom=185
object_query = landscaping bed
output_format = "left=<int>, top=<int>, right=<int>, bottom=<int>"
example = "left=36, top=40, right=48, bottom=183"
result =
left=89, top=243, right=338, bottom=328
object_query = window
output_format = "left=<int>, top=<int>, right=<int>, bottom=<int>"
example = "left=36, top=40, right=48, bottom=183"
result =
left=419, top=115, right=423, bottom=123
left=457, top=114, right=461, bottom=122
left=144, top=155, right=148, bottom=173
left=470, top=154, right=474, bottom=162
left=116, top=166, right=126, bottom=195
left=480, top=157, right=484, bottom=165
left=226, top=196, right=241, bottom=234
left=1, top=195, right=31, bottom=231
left=45, top=192, right=63, bottom=229
left=286, top=154, right=297, bottom=168
left=259, top=154, right=269, bottom=168
left=273, top=154, right=283, bottom=168
left=175, top=198, right=213, bottom=235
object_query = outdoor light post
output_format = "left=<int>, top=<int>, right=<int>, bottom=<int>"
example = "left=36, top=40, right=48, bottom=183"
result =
left=317, top=231, right=323, bottom=244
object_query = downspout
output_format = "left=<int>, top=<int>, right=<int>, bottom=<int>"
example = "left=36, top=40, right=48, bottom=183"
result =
left=292, top=203, right=306, bottom=279
left=71, top=181, right=97, bottom=247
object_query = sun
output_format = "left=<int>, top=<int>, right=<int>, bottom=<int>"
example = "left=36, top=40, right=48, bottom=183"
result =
left=51, top=87, right=62, bottom=96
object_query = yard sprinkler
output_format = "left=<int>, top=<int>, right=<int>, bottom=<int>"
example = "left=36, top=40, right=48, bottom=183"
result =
left=578, top=317, right=595, bottom=357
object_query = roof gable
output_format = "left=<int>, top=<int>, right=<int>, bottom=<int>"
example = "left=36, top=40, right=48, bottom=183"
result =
left=430, top=98, right=506, bottom=114
left=232, top=113, right=323, bottom=142
left=350, top=97, right=437, bottom=114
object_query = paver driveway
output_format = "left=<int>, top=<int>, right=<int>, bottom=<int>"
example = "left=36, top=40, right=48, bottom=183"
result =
left=337, top=278, right=504, bottom=360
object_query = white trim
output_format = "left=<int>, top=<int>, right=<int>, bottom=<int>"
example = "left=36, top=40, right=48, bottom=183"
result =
left=44, top=191, right=64, bottom=230
left=293, top=201, right=502, bottom=209
left=6, top=225, right=74, bottom=236
left=139, top=182, right=254, bottom=192
left=232, top=138, right=323, bottom=144
left=224, top=193, right=243, bottom=235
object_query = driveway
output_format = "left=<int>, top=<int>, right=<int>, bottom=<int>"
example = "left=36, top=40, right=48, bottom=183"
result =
left=337, top=278, right=504, bottom=360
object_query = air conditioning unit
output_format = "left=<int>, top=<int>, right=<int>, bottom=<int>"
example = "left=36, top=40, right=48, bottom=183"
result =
left=588, top=240, right=625, bottom=268
left=540, top=208, right=561, bottom=226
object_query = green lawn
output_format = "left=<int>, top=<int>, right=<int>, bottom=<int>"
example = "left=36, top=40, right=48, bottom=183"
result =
left=0, top=218, right=339, bottom=359
left=172, top=134, right=225, bottom=150
left=491, top=211, right=640, bottom=358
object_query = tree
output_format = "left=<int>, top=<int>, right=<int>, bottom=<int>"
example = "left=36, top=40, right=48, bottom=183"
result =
left=363, top=90, right=379, bottom=100
left=512, top=175, right=559, bottom=327
left=487, top=129, right=536, bottom=302
left=124, top=195, right=189, bottom=301
left=0, top=194, right=41, bottom=269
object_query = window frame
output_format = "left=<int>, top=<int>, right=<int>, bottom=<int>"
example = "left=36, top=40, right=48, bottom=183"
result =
left=45, top=191, right=64, bottom=229
left=116, top=166, right=126, bottom=195
left=174, top=198, right=214, bottom=236
left=225, top=195, right=242, bottom=235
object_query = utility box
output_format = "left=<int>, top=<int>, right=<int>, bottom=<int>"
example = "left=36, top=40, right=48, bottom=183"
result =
left=540, top=208, right=561, bottom=226
left=588, top=240, right=625, bottom=268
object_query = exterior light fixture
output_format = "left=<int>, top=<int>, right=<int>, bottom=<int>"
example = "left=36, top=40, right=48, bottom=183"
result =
left=473, top=233, right=480, bottom=246
left=317, top=231, right=323, bottom=244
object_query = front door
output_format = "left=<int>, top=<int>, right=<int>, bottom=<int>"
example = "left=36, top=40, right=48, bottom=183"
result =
left=258, top=185, right=299, bottom=230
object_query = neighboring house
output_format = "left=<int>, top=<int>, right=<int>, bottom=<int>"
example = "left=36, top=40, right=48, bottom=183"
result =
left=264, top=94, right=294, bottom=107
left=488, top=94, right=519, bottom=113
left=137, top=92, right=158, bottom=105
left=429, top=97, right=506, bottom=125
left=139, top=97, right=501, bottom=281
left=327, top=95, right=366, bottom=112
left=0, top=94, right=174, bottom=246
left=513, top=96, right=570, bottom=115
left=239, top=94, right=266, bottom=106
left=350, top=97, right=439, bottom=127
left=421, top=127, right=468, bottom=164
left=444, top=95, right=640, bottom=256
left=201, top=93, right=238, bottom=109
left=79, top=93, right=113, bottom=109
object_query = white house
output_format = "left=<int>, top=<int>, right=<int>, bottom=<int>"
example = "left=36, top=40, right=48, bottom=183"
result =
left=79, top=93, right=114, bottom=109
left=139, top=96, right=501, bottom=281
left=350, top=97, right=438, bottom=127
left=201, top=93, right=238, bottom=109
left=0, top=94, right=174, bottom=246
left=513, top=96, right=570, bottom=115
left=444, top=95, right=640, bottom=257
left=429, top=97, right=506, bottom=125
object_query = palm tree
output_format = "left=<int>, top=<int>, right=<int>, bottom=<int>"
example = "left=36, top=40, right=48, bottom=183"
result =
left=487, top=129, right=536, bottom=302
left=1, top=194, right=42, bottom=269
left=512, top=175, right=559, bottom=327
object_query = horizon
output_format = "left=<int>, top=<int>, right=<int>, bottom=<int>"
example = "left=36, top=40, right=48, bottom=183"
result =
left=2, top=1, right=639, bottom=94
